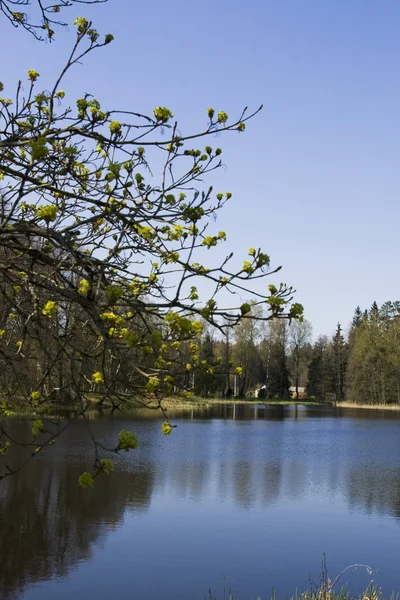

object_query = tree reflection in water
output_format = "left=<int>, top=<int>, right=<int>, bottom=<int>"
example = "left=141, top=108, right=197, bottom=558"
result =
left=1, top=405, right=400, bottom=599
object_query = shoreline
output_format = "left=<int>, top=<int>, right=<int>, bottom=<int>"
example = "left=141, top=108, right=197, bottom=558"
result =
left=7, top=398, right=400, bottom=419
left=0, top=397, right=332, bottom=419
left=336, top=401, right=400, bottom=411
left=160, top=398, right=330, bottom=408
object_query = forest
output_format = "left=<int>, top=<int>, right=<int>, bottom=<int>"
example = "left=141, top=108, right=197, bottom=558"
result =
left=198, top=300, right=400, bottom=404
left=185, top=300, right=400, bottom=404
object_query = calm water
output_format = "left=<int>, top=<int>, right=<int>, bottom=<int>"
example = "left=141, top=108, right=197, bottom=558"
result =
left=1, top=404, right=400, bottom=600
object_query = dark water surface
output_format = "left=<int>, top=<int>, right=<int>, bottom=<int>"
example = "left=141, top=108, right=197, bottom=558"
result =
left=1, top=404, right=400, bottom=599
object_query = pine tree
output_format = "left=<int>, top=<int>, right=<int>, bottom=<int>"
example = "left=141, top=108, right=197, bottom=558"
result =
left=306, top=336, right=328, bottom=400
left=370, top=301, right=379, bottom=319
left=332, top=323, right=347, bottom=401
left=352, top=306, right=363, bottom=328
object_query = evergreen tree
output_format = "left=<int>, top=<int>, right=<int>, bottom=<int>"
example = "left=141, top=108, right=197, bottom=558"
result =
left=332, top=323, right=347, bottom=402
left=347, top=301, right=400, bottom=405
left=370, top=301, right=380, bottom=319
left=306, top=336, right=329, bottom=400
left=352, top=306, right=363, bottom=328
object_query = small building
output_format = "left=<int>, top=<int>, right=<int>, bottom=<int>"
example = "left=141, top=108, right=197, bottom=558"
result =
left=289, top=386, right=306, bottom=399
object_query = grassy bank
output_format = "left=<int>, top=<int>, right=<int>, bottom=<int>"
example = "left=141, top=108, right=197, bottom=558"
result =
left=202, top=562, right=394, bottom=600
left=0, top=396, right=332, bottom=419
left=202, top=587, right=389, bottom=600
left=160, top=397, right=331, bottom=409
left=0, top=403, right=85, bottom=420
left=337, top=401, right=400, bottom=411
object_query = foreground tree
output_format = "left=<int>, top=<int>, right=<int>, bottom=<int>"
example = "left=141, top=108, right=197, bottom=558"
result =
left=0, top=0, right=106, bottom=39
left=0, top=5, right=303, bottom=482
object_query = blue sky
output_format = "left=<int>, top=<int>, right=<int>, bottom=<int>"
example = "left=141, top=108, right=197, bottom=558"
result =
left=3, top=0, right=400, bottom=338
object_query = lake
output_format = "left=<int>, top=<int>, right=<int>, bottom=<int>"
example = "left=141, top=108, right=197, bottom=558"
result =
left=1, top=403, right=400, bottom=600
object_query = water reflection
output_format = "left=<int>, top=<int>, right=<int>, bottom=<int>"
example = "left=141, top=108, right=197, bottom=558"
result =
left=0, top=425, right=154, bottom=600
left=1, top=404, right=400, bottom=599
left=346, top=466, right=400, bottom=518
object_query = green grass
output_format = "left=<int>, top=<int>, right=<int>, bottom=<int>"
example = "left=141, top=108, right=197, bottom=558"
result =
left=202, top=578, right=396, bottom=600
left=201, top=561, right=398, bottom=600
left=201, top=589, right=393, bottom=600
left=162, top=397, right=331, bottom=407
left=337, top=401, right=400, bottom=411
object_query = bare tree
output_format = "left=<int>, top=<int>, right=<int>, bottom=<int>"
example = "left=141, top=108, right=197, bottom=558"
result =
left=0, top=8, right=303, bottom=483
left=289, top=320, right=312, bottom=399
left=0, top=0, right=106, bottom=40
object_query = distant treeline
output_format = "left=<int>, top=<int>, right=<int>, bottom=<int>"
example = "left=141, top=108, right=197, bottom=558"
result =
left=188, top=300, right=400, bottom=405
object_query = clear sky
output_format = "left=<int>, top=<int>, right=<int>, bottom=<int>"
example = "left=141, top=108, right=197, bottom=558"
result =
left=3, top=0, right=400, bottom=338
